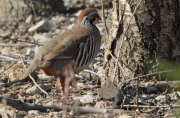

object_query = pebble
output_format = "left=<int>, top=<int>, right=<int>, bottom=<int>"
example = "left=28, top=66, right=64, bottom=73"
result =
left=155, top=95, right=169, bottom=104
left=49, top=112, right=62, bottom=117
left=33, top=34, right=50, bottom=44
left=28, top=110, right=42, bottom=115
left=70, top=17, right=76, bottom=23
left=55, top=29, right=61, bottom=34
left=80, top=94, right=94, bottom=104
left=26, top=86, right=42, bottom=94
left=118, top=115, right=134, bottom=118
left=51, top=16, right=67, bottom=25
left=26, top=84, right=51, bottom=94
left=66, top=23, right=75, bottom=29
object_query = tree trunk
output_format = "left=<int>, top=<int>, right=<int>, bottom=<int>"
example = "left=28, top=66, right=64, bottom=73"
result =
left=102, top=0, right=180, bottom=85
left=0, top=0, right=65, bottom=22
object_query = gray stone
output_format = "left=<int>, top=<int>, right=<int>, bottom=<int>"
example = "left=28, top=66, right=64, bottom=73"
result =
left=70, top=17, right=76, bottom=23
left=26, top=86, right=41, bottom=94
left=147, top=86, right=158, bottom=94
left=80, top=94, right=94, bottom=104
left=55, top=29, right=61, bottom=34
left=28, top=110, right=41, bottom=115
left=33, top=34, right=50, bottom=44
left=155, top=95, right=169, bottom=104
left=67, top=23, right=75, bottom=29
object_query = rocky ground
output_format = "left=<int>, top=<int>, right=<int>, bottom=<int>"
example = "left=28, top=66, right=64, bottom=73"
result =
left=0, top=0, right=180, bottom=118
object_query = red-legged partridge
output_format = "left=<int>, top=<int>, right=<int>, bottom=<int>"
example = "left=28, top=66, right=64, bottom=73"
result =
left=20, top=8, right=101, bottom=96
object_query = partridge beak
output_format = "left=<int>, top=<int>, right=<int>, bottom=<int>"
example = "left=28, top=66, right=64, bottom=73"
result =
left=97, top=15, right=102, bottom=20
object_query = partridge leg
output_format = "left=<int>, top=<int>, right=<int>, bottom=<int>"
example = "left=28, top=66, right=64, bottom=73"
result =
left=59, top=77, right=77, bottom=97
left=59, top=77, right=66, bottom=97
left=60, top=64, right=75, bottom=97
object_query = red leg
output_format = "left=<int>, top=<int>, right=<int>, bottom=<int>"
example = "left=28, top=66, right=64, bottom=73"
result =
left=59, top=64, right=76, bottom=97
left=59, top=77, right=66, bottom=96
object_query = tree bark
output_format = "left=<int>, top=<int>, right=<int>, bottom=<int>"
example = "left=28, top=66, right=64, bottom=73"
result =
left=102, top=0, right=180, bottom=85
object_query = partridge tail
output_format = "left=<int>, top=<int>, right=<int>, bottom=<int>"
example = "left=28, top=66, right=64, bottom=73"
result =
left=19, top=59, right=39, bottom=80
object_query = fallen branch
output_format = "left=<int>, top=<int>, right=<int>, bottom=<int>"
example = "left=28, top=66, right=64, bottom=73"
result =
left=0, top=96, right=123, bottom=114
left=101, top=0, right=109, bottom=35
left=0, top=96, right=179, bottom=114
left=83, top=69, right=102, bottom=77
left=121, top=104, right=180, bottom=108
left=125, top=70, right=173, bottom=85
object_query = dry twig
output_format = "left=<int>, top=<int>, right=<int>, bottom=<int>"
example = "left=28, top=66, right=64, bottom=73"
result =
left=101, top=0, right=109, bottom=35
left=0, top=96, right=124, bottom=114
left=18, top=52, right=48, bottom=95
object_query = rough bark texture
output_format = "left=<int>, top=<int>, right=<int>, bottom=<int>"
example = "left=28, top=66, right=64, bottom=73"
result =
left=0, top=0, right=65, bottom=21
left=102, top=0, right=180, bottom=85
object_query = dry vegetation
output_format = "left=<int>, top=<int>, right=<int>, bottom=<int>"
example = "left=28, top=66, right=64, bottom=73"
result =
left=0, top=0, right=180, bottom=118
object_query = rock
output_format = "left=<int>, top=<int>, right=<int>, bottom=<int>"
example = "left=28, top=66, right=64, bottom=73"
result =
left=155, top=95, right=169, bottom=104
left=33, top=34, right=50, bottom=44
left=28, top=110, right=41, bottom=115
left=1, top=47, right=12, bottom=55
left=18, top=24, right=27, bottom=33
left=0, top=109, right=17, bottom=118
left=76, top=83, right=85, bottom=89
left=170, top=92, right=179, bottom=101
left=70, top=17, right=76, bottom=23
left=35, top=100, right=42, bottom=105
left=26, top=48, right=35, bottom=55
left=8, top=63, right=25, bottom=82
left=139, top=96, right=146, bottom=103
left=28, top=20, right=53, bottom=32
left=118, top=114, right=134, bottom=118
left=66, top=23, right=75, bottom=30
left=0, top=29, right=12, bottom=37
left=176, top=92, right=180, bottom=97
left=26, top=84, right=51, bottom=94
left=25, top=14, right=34, bottom=23
left=95, top=101, right=108, bottom=108
left=147, top=86, right=158, bottom=94
left=73, top=96, right=81, bottom=101
left=49, top=112, right=62, bottom=117
left=80, top=94, right=94, bottom=104
left=137, top=113, right=149, bottom=118
left=58, top=16, right=67, bottom=22
left=99, top=81, right=119, bottom=99
left=144, top=82, right=153, bottom=87
left=26, top=86, right=41, bottom=94
left=55, top=29, right=61, bottom=34
left=128, top=87, right=136, bottom=96
left=42, top=32, right=48, bottom=36
left=51, top=16, right=67, bottom=24
left=63, top=0, right=71, bottom=7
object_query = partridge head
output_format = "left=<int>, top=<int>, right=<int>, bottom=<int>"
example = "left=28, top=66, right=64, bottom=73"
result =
left=20, top=8, right=101, bottom=96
